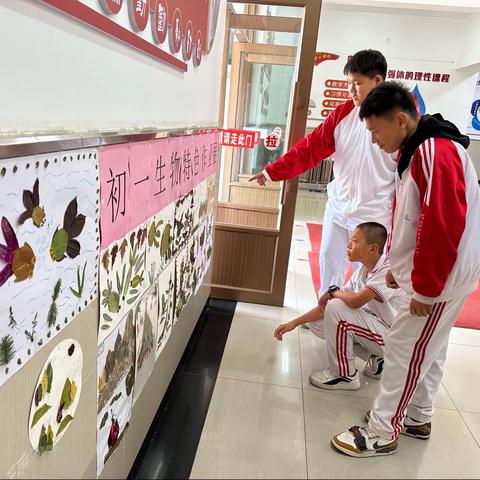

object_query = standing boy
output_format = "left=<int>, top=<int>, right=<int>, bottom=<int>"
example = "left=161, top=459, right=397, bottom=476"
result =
left=331, top=82, right=480, bottom=457
left=250, top=50, right=397, bottom=296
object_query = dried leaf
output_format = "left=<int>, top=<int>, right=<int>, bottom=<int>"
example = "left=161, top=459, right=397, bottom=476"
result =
left=70, top=381, right=77, bottom=403
left=100, top=411, right=109, bottom=429
left=57, top=414, right=73, bottom=436
left=60, top=378, right=73, bottom=410
left=31, top=404, right=51, bottom=428
left=102, top=251, right=110, bottom=272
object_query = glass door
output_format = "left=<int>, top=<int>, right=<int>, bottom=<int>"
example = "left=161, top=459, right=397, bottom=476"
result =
left=211, top=1, right=321, bottom=305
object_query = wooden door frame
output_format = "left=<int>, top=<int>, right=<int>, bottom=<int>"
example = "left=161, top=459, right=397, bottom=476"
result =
left=211, top=0, right=321, bottom=305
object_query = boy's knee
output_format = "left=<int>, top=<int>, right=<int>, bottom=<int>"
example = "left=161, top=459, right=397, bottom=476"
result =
left=324, top=298, right=348, bottom=317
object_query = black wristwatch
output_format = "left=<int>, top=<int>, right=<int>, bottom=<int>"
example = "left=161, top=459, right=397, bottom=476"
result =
left=328, top=285, right=340, bottom=298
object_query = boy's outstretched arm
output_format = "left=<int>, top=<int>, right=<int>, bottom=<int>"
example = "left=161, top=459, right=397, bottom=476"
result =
left=250, top=102, right=354, bottom=184
left=274, top=304, right=325, bottom=341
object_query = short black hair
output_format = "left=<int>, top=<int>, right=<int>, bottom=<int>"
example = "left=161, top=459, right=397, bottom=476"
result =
left=359, top=81, right=417, bottom=120
left=343, top=50, right=387, bottom=80
left=355, top=222, right=388, bottom=255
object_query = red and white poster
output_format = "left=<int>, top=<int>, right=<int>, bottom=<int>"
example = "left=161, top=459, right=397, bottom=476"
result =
left=309, top=52, right=455, bottom=124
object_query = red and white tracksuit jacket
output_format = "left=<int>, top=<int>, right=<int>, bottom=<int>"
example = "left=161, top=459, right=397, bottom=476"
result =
left=368, top=135, right=480, bottom=439
left=389, top=137, right=480, bottom=304
left=262, top=100, right=397, bottom=230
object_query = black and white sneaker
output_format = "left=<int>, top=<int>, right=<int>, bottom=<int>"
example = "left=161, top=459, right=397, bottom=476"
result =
left=363, top=355, right=384, bottom=379
left=309, top=368, right=361, bottom=390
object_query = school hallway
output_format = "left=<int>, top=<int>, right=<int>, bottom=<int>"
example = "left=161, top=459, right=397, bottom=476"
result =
left=131, top=191, right=480, bottom=479
left=192, top=238, right=480, bottom=477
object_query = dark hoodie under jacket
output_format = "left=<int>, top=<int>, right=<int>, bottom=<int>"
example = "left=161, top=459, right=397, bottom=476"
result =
left=398, top=113, right=470, bottom=178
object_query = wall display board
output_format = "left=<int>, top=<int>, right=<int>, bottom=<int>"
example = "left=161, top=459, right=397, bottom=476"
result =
left=155, top=260, right=175, bottom=359
left=0, top=130, right=218, bottom=479
left=0, top=149, right=99, bottom=387
left=133, top=281, right=159, bottom=403
left=96, top=131, right=218, bottom=475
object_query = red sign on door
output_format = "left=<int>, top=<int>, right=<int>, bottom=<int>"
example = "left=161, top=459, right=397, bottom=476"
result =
left=220, top=129, right=261, bottom=148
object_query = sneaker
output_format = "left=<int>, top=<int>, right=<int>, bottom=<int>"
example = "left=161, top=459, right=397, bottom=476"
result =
left=309, top=368, right=361, bottom=391
left=363, top=355, right=384, bottom=379
left=403, top=417, right=432, bottom=439
left=364, top=410, right=431, bottom=439
left=331, top=425, right=398, bottom=457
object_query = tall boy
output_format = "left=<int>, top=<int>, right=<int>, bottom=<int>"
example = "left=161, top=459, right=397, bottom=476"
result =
left=332, top=82, right=480, bottom=457
left=274, top=222, right=404, bottom=390
left=250, top=50, right=397, bottom=296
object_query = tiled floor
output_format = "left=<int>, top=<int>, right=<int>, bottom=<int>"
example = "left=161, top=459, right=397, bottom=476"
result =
left=190, top=192, right=480, bottom=479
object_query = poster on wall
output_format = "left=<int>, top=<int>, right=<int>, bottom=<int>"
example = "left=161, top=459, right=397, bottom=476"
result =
left=98, top=223, right=148, bottom=345
left=173, top=189, right=194, bottom=255
left=206, top=173, right=216, bottom=215
left=133, top=282, right=159, bottom=403
left=145, top=201, right=175, bottom=283
left=193, top=178, right=208, bottom=232
left=0, top=149, right=99, bottom=387
left=174, top=237, right=194, bottom=324
left=308, top=52, right=453, bottom=124
left=98, top=133, right=217, bottom=342
left=467, top=73, right=480, bottom=137
left=96, top=310, right=135, bottom=476
left=28, top=339, right=83, bottom=454
left=155, top=260, right=175, bottom=359
left=192, top=212, right=213, bottom=295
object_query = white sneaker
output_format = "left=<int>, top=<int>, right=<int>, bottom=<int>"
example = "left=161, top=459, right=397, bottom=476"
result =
left=331, top=424, right=398, bottom=457
left=309, top=368, right=361, bottom=391
left=363, top=355, right=384, bottom=379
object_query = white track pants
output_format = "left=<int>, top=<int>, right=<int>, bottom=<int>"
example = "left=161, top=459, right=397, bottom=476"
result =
left=369, top=294, right=467, bottom=440
left=319, top=207, right=359, bottom=296
left=311, top=298, right=388, bottom=376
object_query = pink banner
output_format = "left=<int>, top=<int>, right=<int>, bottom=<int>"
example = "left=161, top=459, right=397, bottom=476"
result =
left=99, top=133, right=218, bottom=249
left=99, top=144, right=130, bottom=248
left=129, top=141, right=153, bottom=230
left=151, top=137, right=179, bottom=214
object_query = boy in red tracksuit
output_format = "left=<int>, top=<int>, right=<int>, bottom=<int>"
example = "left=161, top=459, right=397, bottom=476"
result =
left=331, top=81, right=480, bottom=457
left=250, top=50, right=397, bottom=299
